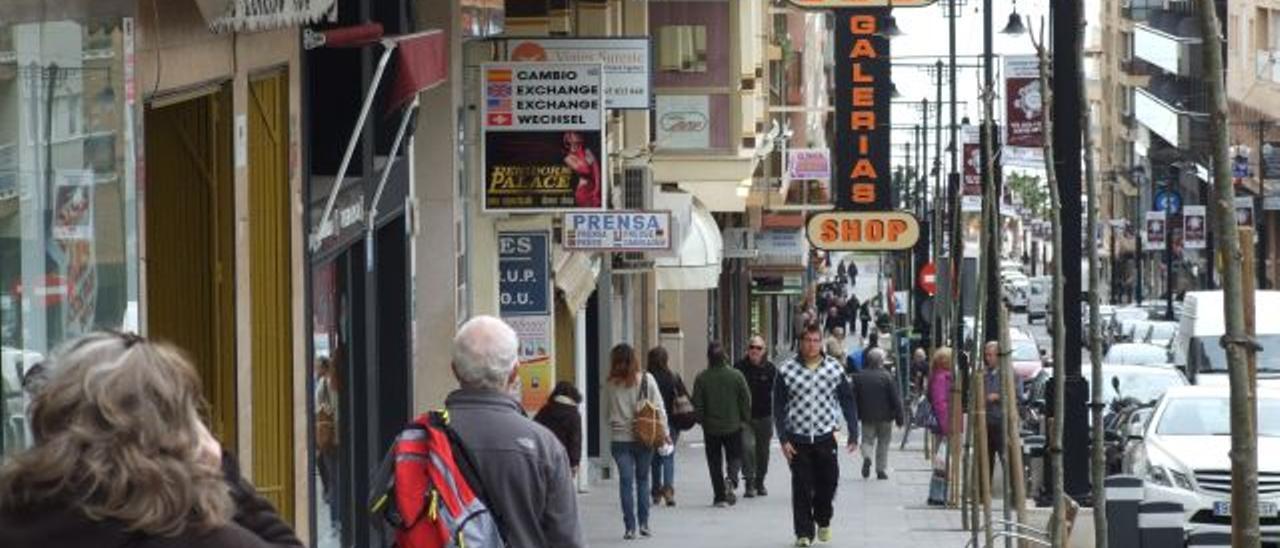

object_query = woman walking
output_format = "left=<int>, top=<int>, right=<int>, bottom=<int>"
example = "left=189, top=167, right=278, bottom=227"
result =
left=646, top=346, right=685, bottom=506
left=0, top=331, right=301, bottom=548
left=606, top=343, right=667, bottom=539
left=927, top=347, right=955, bottom=455
left=534, top=381, right=585, bottom=476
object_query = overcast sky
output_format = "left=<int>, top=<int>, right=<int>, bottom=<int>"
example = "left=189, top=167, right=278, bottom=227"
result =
left=886, top=0, right=1101, bottom=175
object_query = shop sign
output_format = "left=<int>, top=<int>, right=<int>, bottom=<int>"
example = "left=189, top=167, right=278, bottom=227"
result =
left=806, top=211, right=920, bottom=251
left=482, top=63, right=607, bottom=212
left=506, top=315, right=554, bottom=413
left=755, top=229, right=807, bottom=266
left=1182, top=205, right=1206, bottom=249
left=833, top=9, right=892, bottom=210
left=498, top=231, right=551, bottom=316
left=787, top=148, right=832, bottom=181
left=655, top=95, right=711, bottom=149
left=1264, top=181, right=1280, bottom=211
left=1145, top=211, right=1166, bottom=248
left=789, top=0, right=937, bottom=7
left=563, top=211, right=671, bottom=251
left=722, top=227, right=758, bottom=259
left=507, top=38, right=651, bottom=109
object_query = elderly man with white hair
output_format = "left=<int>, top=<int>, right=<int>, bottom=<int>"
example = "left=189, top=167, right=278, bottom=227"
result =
left=852, top=347, right=904, bottom=480
left=445, top=316, right=585, bottom=548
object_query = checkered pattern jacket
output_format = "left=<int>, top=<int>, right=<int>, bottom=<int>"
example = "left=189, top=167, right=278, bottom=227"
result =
left=772, top=353, right=860, bottom=442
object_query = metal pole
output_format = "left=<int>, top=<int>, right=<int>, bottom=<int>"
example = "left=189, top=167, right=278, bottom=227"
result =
left=1259, top=121, right=1270, bottom=289
left=1136, top=177, right=1145, bottom=304
left=982, top=0, right=1000, bottom=345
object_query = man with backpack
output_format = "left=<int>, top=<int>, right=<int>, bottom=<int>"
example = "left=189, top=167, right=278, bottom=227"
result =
left=377, top=316, right=584, bottom=548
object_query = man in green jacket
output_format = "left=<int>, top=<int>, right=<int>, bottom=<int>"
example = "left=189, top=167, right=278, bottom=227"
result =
left=692, top=341, right=752, bottom=507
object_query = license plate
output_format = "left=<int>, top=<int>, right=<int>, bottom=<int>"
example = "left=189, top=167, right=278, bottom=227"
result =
left=1215, top=501, right=1279, bottom=518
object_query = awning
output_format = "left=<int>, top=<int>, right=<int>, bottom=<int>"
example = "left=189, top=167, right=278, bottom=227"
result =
left=553, top=247, right=599, bottom=314
left=195, top=0, right=336, bottom=33
left=656, top=197, right=723, bottom=291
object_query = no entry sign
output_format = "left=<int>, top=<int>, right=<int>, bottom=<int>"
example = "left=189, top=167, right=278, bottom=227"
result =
left=918, top=262, right=937, bottom=295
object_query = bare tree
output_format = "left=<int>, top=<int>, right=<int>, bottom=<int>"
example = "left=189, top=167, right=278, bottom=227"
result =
left=1076, top=0, right=1108, bottom=545
left=1196, top=1, right=1261, bottom=546
left=1030, top=20, right=1067, bottom=547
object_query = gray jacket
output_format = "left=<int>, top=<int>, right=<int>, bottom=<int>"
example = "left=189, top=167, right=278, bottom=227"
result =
left=445, top=389, right=585, bottom=548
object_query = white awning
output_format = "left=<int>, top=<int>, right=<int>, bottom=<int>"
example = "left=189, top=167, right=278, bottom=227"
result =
left=553, top=248, right=599, bottom=314
left=656, top=198, right=723, bottom=291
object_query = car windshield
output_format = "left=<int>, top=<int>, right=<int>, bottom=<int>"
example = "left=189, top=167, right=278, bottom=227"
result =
left=1156, top=397, right=1280, bottom=437
left=1012, top=340, right=1039, bottom=361
left=1090, top=367, right=1186, bottom=404
left=1115, top=308, right=1148, bottom=322
left=1105, top=344, right=1169, bottom=365
left=1194, top=334, right=1280, bottom=373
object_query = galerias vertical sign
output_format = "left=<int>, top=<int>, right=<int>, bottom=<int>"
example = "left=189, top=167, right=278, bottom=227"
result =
left=833, top=9, right=891, bottom=211
left=808, top=9, right=921, bottom=252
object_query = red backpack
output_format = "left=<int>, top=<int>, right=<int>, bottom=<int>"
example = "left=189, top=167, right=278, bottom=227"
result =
left=370, top=411, right=505, bottom=548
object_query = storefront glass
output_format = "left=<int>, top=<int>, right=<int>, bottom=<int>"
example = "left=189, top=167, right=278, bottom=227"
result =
left=0, top=16, right=138, bottom=458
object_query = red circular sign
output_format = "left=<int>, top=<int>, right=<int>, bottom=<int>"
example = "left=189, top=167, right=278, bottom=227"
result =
left=918, top=262, right=937, bottom=296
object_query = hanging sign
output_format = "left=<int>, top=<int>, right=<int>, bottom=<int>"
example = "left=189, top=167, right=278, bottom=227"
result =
left=562, top=211, right=672, bottom=251
left=788, top=148, right=832, bottom=181
left=1236, top=196, right=1256, bottom=227
left=789, top=0, right=937, bottom=7
left=1003, top=55, right=1045, bottom=169
left=1182, top=205, right=1206, bottom=249
left=833, top=9, right=892, bottom=211
left=806, top=211, right=920, bottom=251
left=498, top=231, right=552, bottom=316
left=506, top=38, right=652, bottom=110
left=1145, top=211, right=1167, bottom=248
left=482, top=63, right=607, bottom=212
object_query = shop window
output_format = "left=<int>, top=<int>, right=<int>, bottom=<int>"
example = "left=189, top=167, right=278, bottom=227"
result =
left=658, top=25, right=708, bottom=73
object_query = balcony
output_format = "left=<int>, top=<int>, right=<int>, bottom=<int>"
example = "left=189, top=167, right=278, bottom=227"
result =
left=1133, top=20, right=1202, bottom=77
left=1134, top=81, right=1208, bottom=151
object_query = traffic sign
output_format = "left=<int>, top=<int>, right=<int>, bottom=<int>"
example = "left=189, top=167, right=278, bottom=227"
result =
left=1154, top=188, right=1183, bottom=216
left=918, top=262, right=937, bottom=296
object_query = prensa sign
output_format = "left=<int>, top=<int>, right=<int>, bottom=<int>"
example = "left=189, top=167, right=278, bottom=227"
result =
left=563, top=211, right=672, bottom=251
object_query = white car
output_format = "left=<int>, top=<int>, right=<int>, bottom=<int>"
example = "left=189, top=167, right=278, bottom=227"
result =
left=1005, top=277, right=1030, bottom=311
left=1104, top=343, right=1173, bottom=366
left=1124, top=385, right=1280, bottom=543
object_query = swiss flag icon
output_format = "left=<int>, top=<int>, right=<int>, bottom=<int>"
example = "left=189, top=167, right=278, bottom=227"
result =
left=487, top=112, right=513, bottom=126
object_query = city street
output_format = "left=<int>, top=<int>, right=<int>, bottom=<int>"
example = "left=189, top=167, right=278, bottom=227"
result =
left=579, top=428, right=968, bottom=548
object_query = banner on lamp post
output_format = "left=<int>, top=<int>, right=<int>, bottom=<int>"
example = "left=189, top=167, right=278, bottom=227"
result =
left=1235, top=196, right=1256, bottom=227
left=1182, top=205, right=1206, bottom=249
left=1145, top=210, right=1166, bottom=248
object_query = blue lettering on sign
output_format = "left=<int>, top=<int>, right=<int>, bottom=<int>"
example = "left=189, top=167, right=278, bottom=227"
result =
left=570, top=213, right=662, bottom=231
left=498, top=231, right=550, bottom=316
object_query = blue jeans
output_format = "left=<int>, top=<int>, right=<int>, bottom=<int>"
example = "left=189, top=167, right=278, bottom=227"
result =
left=611, top=441, right=653, bottom=532
left=650, top=431, right=679, bottom=492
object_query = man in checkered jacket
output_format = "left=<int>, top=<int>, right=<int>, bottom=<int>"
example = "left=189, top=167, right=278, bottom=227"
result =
left=772, top=323, right=860, bottom=547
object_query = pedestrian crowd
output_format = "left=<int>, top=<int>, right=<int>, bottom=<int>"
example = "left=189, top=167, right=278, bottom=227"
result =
left=0, top=259, right=980, bottom=548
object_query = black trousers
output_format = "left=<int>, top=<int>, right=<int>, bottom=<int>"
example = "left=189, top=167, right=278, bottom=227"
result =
left=986, top=419, right=1005, bottom=477
left=706, top=429, right=744, bottom=502
left=789, top=435, right=840, bottom=539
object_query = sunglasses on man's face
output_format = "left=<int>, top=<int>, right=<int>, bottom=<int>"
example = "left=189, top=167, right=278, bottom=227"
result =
left=749, top=345, right=764, bottom=350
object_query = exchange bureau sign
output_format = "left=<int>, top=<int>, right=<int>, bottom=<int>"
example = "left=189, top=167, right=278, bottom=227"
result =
left=498, top=231, right=551, bottom=316
left=483, top=63, right=607, bottom=212
left=563, top=211, right=672, bottom=251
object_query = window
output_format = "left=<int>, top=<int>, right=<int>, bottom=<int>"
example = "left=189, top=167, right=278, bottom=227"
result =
left=658, top=25, right=708, bottom=73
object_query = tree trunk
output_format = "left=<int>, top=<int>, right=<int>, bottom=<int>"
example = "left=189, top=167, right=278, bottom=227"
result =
left=1077, top=1, right=1109, bottom=545
left=1032, top=22, right=1068, bottom=547
left=999, top=302, right=1028, bottom=543
left=976, top=85, right=999, bottom=548
left=950, top=175, right=967, bottom=509
left=1196, top=1, right=1261, bottom=546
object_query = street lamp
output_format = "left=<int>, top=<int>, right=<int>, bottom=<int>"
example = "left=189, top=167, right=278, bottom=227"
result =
left=879, top=0, right=905, bottom=38
left=1001, top=0, right=1027, bottom=35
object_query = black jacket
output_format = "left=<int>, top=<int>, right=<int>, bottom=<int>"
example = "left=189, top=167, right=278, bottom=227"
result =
left=853, top=367, right=904, bottom=425
left=534, top=398, right=583, bottom=468
left=648, top=367, right=682, bottom=426
left=0, top=452, right=301, bottom=548
left=734, top=356, right=777, bottom=419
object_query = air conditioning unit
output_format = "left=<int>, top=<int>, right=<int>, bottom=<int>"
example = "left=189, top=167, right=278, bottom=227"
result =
left=615, top=165, right=656, bottom=272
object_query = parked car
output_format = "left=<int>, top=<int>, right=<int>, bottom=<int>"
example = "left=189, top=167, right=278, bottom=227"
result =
left=1092, top=364, right=1188, bottom=474
left=1027, top=277, right=1051, bottom=323
left=1123, top=385, right=1280, bottom=542
left=1110, top=306, right=1151, bottom=343
left=1006, top=277, right=1030, bottom=311
left=1009, top=330, right=1044, bottom=381
left=1175, top=290, right=1280, bottom=387
left=1104, top=343, right=1173, bottom=367
left=1138, top=320, right=1178, bottom=348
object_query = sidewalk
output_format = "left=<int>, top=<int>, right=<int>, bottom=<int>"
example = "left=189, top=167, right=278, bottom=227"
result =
left=579, top=426, right=971, bottom=548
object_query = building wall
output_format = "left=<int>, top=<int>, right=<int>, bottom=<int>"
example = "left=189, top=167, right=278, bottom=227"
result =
left=135, top=1, right=308, bottom=533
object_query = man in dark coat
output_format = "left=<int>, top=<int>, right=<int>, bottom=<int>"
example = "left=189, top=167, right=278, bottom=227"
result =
left=733, top=335, right=778, bottom=498
left=853, top=348, right=903, bottom=480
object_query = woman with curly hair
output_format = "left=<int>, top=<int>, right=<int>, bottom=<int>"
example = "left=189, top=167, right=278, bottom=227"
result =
left=0, top=331, right=301, bottom=548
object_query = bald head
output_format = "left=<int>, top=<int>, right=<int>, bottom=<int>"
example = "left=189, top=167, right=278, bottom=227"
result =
left=865, top=347, right=887, bottom=370
left=452, top=315, right=520, bottom=391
